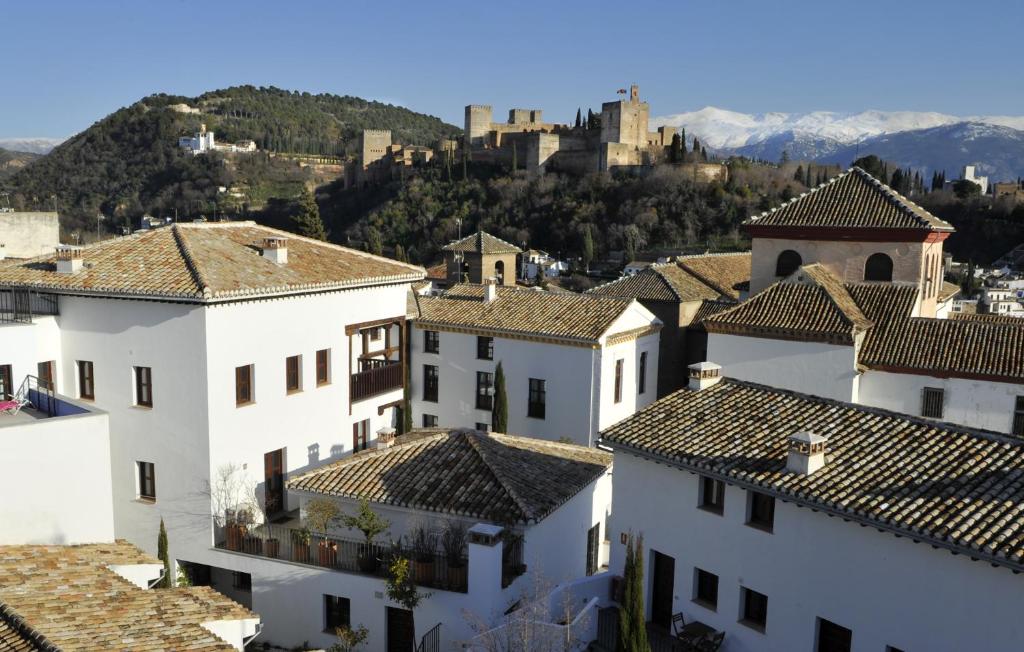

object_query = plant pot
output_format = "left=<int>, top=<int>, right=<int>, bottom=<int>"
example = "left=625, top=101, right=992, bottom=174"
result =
left=357, top=551, right=378, bottom=573
left=242, top=535, right=263, bottom=555
left=414, top=558, right=434, bottom=584
left=447, top=563, right=468, bottom=590
left=293, top=542, right=310, bottom=563
left=318, top=541, right=338, bottom=567
left=226, top=524, right=246, bottom=551
left=265, top=538, right=280, bottom=559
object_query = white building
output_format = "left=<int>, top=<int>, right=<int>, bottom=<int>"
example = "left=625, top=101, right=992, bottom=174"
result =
left=179, top=123, right=257, bottom=155
left=944, top=164, right=989, bottom=195
left=600, top=363, right=1024, bottom=651
left=409, top=281, right=661, bottom=446
left=0, top=211, right=60, bottom=259
left=520, top=249, right=569, bottom=281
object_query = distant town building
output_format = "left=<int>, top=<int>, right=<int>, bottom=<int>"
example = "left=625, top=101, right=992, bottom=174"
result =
left=993, top=180, right=1024, bottom=203
left=442, top=231, right=522, bottom=286
left=178, top=124, right=257, bottom=155
left=945, top=164, right=989, bottom=194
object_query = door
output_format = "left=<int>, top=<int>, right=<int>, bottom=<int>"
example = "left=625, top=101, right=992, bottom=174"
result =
left=586, top=523, right=601, bottom=576
left=0, top=364, right=12, bottom=400
left=386, top=606, right=415, bottom=652
left=263, top=449, right=285, bottom=516
left=651, top=550, right=675, bottom=630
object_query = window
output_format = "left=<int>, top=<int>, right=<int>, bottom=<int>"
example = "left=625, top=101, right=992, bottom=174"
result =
left=698, top=475, right=724, bottom=514
left=316, top=349, right=330, bottom=386
left=235, top=364, right=253, bottom=406
left=475, top=422, right=491, bottom=432
left=422, top=414, right=438, bottom=427
left=423, top=365, right=439, bottom=402
left=921, top=387, right=944, bottom=419
left=134, top=366, right=153, bottom=407
left=816, top=618, right=852, bottom=652
left=638, top=352, right=648, bottom=395
left=369, top=327, right=382, bottom=342
left=324, top=594, right=351, bottom=632
left=137, top=461, right=156, bottom=501
left=0, top=364, right=11, bottom=400
left=232, top=571, right=251, bottom=592
left=494, top=260, right=505, bottom=284
left=585, top=523, right=600, bottom=576
left=424, top=330, right=440, bottom=354
left=693, top=568, right=718, bottom=610
left=477, top=336, right=494, bottom=360
left=740, top=587, right=768, bottom=632
left=353, top=419, right=369, bottom=452
left=285, top=355, right=301, bottom=393
left=864, top=252, right=894, bottom=282
left=476, top=371, right=494, bottom=410
left=775, top=249, right=802, bottom=277
left=78, top=360, right=95, bottom=400
left=614, top=359, right=624, bottom=404
left=37, top=361, right=55, bottom=391
left=528, top=378, right=546, bottom=419
left=1013, top=397, right=1024, bottom=437
left=747, top=491, right=775, bottom=532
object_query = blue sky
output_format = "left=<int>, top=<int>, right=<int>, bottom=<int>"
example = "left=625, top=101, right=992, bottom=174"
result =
left=2, top=0, right=1021, bottom=138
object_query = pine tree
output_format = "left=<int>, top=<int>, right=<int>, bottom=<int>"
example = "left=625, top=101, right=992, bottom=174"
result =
left=491, top=361, right=508, bottom=433
left=157, top=519, right=171, bottom=588
left=291, top=190, right=327, bottom=241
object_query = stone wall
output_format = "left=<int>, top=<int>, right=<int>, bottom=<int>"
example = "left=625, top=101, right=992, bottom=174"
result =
left=0, top=211, right=59, bottom=258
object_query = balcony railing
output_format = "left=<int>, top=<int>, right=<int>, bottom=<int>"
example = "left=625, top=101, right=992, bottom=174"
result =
left=215, top=521, right=469, bottom=593
left=0, top=289, right=58, bottom=324
left=351, top=359, right=402, bottom=402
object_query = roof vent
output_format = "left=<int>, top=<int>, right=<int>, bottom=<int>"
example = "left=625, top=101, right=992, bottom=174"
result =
left=688, top=361, right=722, bottom=390
left=262, top=237, right=288, bottom=264
left=786, top=431, right=829, bottom=475
left=376, top=427, right=396, bottom=450
left=483, top=277, right=498, bottom=303
left=55, top=245, right=84, bottom=274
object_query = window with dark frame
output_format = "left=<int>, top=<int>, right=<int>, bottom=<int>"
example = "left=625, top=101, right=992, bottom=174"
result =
left=699, top=475, right=724, bottom=514
left=324, top=594, right=351, bottom=632
left=1012, top=396, right=1024, bottom=437
left=0, top=364, right=11, bottom=400
left=638, top=351, right=648, bottom=395
left=137, top=461, right=156, bottom=501
left=423, top=365, right=439, bottom=402
left=134, top=366, right=152, bottom=407
left=614, top=359, right=623, bottom=403
left=232, top=571, right=251, bottom=592
left=475, top=422, right=490, bottom=432
left=477, top=336, right=494, bottom=360
left=694, top=568, right=718, bottom=610
left=476, top=371, right=494, bottom=410
left=747, top=491, right=775, bottom=532
left=424, top=330, right=440, bottom=354
left=316, top=349, right=330, bottom=386
left=422, top=414, right=438, bottom=427
left=352, top=419, right=369, bottom=452
left=235, top=364, right=253, bottom=406
left=921, top=387, right=944, bottom=418
left=78, top=360, right=95, bottom=400
left=816, top=617, right=852, bottom=652
left=286, top=355, right=301, bottom=393
left=37, top=361, right=55, bottom=391
left=528, top=378, right=546, bottom=419
left=741, top=587, right=768, bottom=631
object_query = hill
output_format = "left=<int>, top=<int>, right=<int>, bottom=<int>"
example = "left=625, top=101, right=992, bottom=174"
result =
left=0, top=148, right=40, bottom=180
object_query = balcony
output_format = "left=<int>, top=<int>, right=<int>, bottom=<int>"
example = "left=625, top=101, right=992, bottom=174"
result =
left=350, top=359, right=402, bottom=402
left=0, top=289, right=58, bottom=324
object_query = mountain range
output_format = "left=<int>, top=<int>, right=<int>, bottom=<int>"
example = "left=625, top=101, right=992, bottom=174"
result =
left=653, top=108, right=1024, bottom=181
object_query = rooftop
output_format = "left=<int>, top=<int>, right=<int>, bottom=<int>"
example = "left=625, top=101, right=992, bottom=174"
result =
left=442, top=231, right=522, bottom=255
left=745, top=167, right=955, bottom=232
left=288, top=428, right=612, bottom=525
left=0, top=222, right=424, bottom=303
left=675, top=252, right=751, bottom=300
left=601, top=377, right=1024, bottom=572
left=590, top=252, right=751, bottom=304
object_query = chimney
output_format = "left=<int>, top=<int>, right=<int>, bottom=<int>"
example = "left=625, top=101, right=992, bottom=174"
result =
left=0, top=244, right=6, bottom=261
left=55, top=245, right=84, bottom=274
left=786, top=431, right=829, bottom=475
left=688, top=361, right=722, bottom=390
left=483, top=277, right=498, bottom=303
left=376, top=427, right=396, bottom=450
left=262, top=237, right=288, bottom=264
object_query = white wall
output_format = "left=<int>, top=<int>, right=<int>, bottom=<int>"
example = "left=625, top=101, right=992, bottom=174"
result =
left=609, top=452, right=1024, bottom=652
left=0, top=212, right=60, bottom=258
left=707, top=333, right=858, bottom=402
left=859, top=370, right=1024, bottom=434
left=596, top=331, right=660, bottom=432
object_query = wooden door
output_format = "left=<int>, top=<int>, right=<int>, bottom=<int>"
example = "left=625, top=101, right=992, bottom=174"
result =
left=386, top=606, right=415, bottom=652
left=651, top=550, right=675, bottom=630
left=586, top=523, right=600, bottom=576
left=263, top=449, right=284, bottom=516
left=0, top=364, right=12, bottom=400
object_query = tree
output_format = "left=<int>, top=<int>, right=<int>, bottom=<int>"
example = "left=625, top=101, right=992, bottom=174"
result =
left=953, top=179, right=982, bottom=199
left=581, top=224, right=594, bottom=273
left=341, top=498, right=390, bottom=546
left=401, top=382, right=413, bottom=434
left=669, top=133, right=683, bottom=163
left=386, top=556, right=429, bottom=648
left=575, top=108, right=582, bottom=129
left=156, top=519, right=171, bottom=588
left=366, top=226, right=383, bottom=256
left=329, top=624, right=369, bottom=652
left=394, top=243, right=407, bottom=262
left=794, top=165, right=805, bottom=184
left=779, top=150, right=790, bottom=165
left=852, top=155, right=887, bottom=183
left=618, top=533, right=648, bottom=652
left=492, top=361, right=508, bottom=433
left=292, top=189, right=327, bottom=240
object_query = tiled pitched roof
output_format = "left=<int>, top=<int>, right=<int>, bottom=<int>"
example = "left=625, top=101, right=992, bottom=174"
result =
left=949, top=311, right=1023, bottom=324
left=687, top=299, right=737, bottom=331
left=590, top=264, right=722, bottom=303
left=745, top=167, right=954, bottom=231
left=0, top=222, right=424, bottom=302
left=600, top=378, right=1024, bottom=572
left=0, top=541, right=256, bottom=651
left=675, top=252, right=752, bottom=300
left=0, top=606, right=53, bottom=652
left=288, top=429, right=611, bottom=524
left=704, top=264, right=872, bottom=344
left=938, top=280, right=961, bottom=302
left=425, top=262, right=448, bottom=280
left=442, top=231, right=522, bottom=255
left=416, top=284, right=650, bottom=344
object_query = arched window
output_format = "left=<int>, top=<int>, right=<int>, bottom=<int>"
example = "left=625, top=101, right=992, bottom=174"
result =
left=775, top=250, right=802, bottom=277
left=864, top=253, right=894, bottom=282
left=494, top=260, right=505, bottom=284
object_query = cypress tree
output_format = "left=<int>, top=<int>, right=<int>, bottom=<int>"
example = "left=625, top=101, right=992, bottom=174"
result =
left=492, top=361, right=508, bottom=433
left=575, top=108, right=582, bottom=128
left=366, top=226, right=383, bottom=256
left=394, top=243, right=407, bottom=262
left=581, top=224, right=594, bottom=273
left=618, top=533, right=649, bottom=652
left=291, top=190, right=327, bottom=241
left=794, top=165, right=805, bottom=184
left=617, top=534, right=635, bottom=652
left=157, top=519, right=171, bottom=588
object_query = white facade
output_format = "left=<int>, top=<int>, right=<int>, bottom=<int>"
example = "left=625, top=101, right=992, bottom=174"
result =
left=609, top=451, right=1024, bottom=652
left=0, top=211, right=60, bottom=259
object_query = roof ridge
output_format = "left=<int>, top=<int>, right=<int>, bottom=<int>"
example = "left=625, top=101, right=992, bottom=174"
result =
left=253, top=223, right=427, bottom=275
left=798, top=265, right=871, bottom=330
left=465, top=432, right=537, bottom=522
left=0, top=601, right=61, bottom=652
left=170, top=224, right=212, bottom=299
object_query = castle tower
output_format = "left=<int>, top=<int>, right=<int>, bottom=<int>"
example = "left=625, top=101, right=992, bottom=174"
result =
left=600, top=84, right=649, bottom=147
left=465, top=105, right=493, bottom=148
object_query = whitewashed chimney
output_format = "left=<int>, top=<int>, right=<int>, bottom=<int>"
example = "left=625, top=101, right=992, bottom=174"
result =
left=786, top=431, right=829, bottom=475
left=483, top=277, right=498, bottom=303
left=688, top=361, right=722, bottom=390
left=376, top=427, right=396, bottom=450
left=55, top=245, right=84, bottom=274
left=0, top=244, right=6, bottom=261
left=262, top=237, right=288, bottom=264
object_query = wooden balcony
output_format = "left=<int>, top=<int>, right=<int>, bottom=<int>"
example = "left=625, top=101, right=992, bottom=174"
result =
left=351, top=359, right=403, bottom=402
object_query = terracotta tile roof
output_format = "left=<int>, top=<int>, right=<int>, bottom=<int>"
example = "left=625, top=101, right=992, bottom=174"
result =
left=590, top=264, right=722, bottom=303
left=0, top=221, right=424, bottom=302
left=939, top=281, right=961, bottom=302
left=949, top=311, right=1022, bottom=324
left=0, top=541, right=257, bottom=651
left=416, top=284, right=650, bottom=344
left=704, top=264, right=872, bottom=344
left=425, top=262, right=448, bottom=281
left=0, top=607, right=52, bottom=652
left=675, top=252, right=752, bottom=300
left=288, top=429, right=612, bottom=524
left=600, top=378, right=1024, bottom=572
left=442, top=231, right=522, bottom=255
left=687, top=299, right=737, bottom=331
left=745, top=167, right=954, bottom=232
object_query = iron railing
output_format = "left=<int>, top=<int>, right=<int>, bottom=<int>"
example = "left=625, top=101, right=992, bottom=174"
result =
left=0, top=289, right=58, bottom=324
left=350, top=359, right=402, bottom=401
left=17, top=375, right=56, bottom=417
left=215, top=521, right=469, bottom=593
left=416, top=623, right=441, bottom=652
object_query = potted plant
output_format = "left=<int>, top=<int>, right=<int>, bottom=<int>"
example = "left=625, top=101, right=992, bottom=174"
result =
left=291, top=527, right=311, bottom=563
left=441, top=520, right=468, bottom=590
left=305, top=498, right=341, bottom=568
left=341, top=498, right=390, bottom=573
left=410, top=525, right=436, bottom=585
left=265, top=533, right=281, bottom=559
left=225, top=508, right=253, bottom=551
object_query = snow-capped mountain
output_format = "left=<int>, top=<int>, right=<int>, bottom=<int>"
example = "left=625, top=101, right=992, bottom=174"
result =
left=0, top=137, right=65, bottom=155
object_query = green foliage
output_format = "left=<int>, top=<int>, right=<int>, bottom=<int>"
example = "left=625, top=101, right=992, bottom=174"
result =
left=952, top=179, right=982, bottom=199
left=305, top=497, right=341, bottom=538
left=385, top=555, right=429, bottom=611
left=341, top=498, right=390, bottom=544
left=580, top=224, right=594, bottom=271
left=176, top=564, right=193, bottom=588
left=852, top=155, right=888, bottom=183
left=292, top=188, right=327, bottom=240
left=329, top=624, right=369, bottom=652
left=618, top=533, right=648, bottom=652
left=366, top=226, right=384, bottom=256
left=156, top=518, right=171, bottom=589
left=492, top=361, right=508, bottom=433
